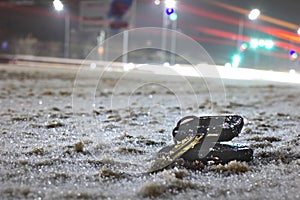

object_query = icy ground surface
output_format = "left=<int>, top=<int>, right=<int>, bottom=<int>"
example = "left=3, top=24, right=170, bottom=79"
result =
left=0, top=64, right=299, bottom=199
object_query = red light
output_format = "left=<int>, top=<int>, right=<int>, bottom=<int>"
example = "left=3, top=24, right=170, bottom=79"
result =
left=239, top=43, right=248, bottom=52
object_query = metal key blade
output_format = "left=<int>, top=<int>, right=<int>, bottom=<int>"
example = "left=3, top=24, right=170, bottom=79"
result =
left=147, top=135, right=204, bottom=173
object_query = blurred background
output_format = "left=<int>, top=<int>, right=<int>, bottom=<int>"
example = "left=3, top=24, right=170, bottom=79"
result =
left=0, top=0, right=299, bottom=71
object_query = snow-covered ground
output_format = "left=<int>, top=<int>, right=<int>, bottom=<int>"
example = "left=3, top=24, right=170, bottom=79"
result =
left=0, top=63, right=299, bottom=199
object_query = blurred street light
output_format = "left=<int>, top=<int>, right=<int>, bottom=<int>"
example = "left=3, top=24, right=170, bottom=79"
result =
left=161, top=0, right=177, bottom=64
left=53, top=0, right=63, bottom=12
left=297, top=27, right=300, bottom=35
left=265, top=40, right=274, bottom=50
left=154, top=0, right=160, bottom=6
left=52, top=0, right=69, bottom=58
left=165, top=0, right=176, bottom=9
left=169, top=12, right=178, bottom=21
left=248, top=8, right=261, bottom=21
left=236, top=8, right=261, bottom=67
left=232, top=54, right=241, bottom=67
left=164, top=0, right=176, bottom=15
left=289, top=50, right=298, bottom=61
left=250, top=38, right=274, bottom=50
left=250, top=38, right=259, bottom=49
left=258, top=39, right=265, bottom=47
left=237, top=8, right=261, bottom=52
left=239, top=42, right=248, bottom=52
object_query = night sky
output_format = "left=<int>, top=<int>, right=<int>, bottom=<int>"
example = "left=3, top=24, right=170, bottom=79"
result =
left=0, top=0, right=299, bottom=69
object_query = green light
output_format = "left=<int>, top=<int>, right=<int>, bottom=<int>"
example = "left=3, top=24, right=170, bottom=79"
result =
left=240, top=43, right=248, bottom=52
left=250, top=39, right=259, bottom=49
left=258, top=39, right=265, bottom=47
left=265, top=40, right=274, bottom=50
left=169, top=12, right=178, bottom=21
left=232, top=54, right=241, bottom=67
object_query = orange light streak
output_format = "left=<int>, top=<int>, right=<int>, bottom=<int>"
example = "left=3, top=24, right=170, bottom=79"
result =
left=209, top=0, right=299, bottom=31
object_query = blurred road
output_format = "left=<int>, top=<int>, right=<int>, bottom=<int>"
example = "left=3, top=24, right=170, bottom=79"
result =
left=3, top=54, right=300, bottom=86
